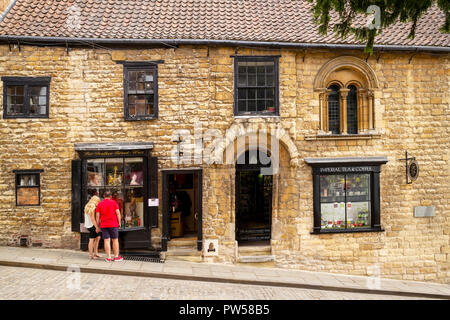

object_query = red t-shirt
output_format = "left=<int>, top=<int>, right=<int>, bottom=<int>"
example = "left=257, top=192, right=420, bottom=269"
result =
left=96, top=198, right=120, bottom=228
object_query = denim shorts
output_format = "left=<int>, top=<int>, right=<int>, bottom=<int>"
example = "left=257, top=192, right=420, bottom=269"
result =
left=101, top=227, right=119, bottom=239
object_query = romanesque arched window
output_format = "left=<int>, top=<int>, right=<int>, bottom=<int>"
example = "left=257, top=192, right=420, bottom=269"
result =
left=314, top=56, right=379, bottom=135
left=328, top=85, right=340, bottom=134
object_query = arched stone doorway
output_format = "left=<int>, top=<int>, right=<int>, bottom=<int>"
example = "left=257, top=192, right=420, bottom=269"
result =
left=235, top=149, right=273, bottom=243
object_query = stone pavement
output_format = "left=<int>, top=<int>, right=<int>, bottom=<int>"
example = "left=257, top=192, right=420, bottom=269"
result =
left=0, top=246, right=448, bottom=300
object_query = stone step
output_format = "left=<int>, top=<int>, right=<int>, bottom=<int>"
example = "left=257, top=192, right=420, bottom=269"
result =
left=238, top=245, right=271, bottom=256
left=168, top=238, right=197, bottom=247
left=238, top=255, right=275, bottom=263
left=165, top=247, right=201, bottom=256
left=163, top=246, right=203, bottom=263
left=164, top=255, right=203, bottom=263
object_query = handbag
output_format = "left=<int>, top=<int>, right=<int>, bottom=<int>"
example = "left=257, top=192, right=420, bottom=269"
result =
left=80, top=222, right=89, bottom=233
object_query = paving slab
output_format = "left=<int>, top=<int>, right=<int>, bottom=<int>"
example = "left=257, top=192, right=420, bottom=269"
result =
left=0, top=246, right=448, bottom=299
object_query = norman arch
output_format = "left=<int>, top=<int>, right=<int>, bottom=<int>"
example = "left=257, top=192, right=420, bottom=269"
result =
left=314, top=56, right=379, bottom=134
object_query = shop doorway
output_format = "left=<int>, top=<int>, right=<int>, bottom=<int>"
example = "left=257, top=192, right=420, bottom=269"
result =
left=236, top=150, right=273, bottom=243
left=162, top=170, right=202, bottom=251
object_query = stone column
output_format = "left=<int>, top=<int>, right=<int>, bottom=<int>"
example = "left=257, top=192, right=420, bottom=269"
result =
left=368, top=90, right=375, bottom=131
left=316, top=88, right=329, bottom=133
left=357, top=88, right=367, bottom=133
left=339, top=88, right=350, bottom=134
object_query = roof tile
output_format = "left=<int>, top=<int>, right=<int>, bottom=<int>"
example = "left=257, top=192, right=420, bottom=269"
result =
left=0, top=0, right=447, bottom=47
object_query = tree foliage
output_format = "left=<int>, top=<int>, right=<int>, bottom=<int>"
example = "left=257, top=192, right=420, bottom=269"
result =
left=307, top=0, right=450, bottom=53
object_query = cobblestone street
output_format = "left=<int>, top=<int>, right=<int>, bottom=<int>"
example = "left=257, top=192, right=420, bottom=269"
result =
left=0, top=266, right=430, bottom=300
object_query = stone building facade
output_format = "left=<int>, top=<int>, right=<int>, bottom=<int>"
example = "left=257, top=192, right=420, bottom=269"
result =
left=0, top=1, right=448, bottom=283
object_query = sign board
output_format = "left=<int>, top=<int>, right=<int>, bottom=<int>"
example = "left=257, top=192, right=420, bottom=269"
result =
left=414, top=206, right=435, bottom=218
left=203, top=239, right=219, bottom=256
left=320, top=166, right=375, bottom=173
left=148, top=198, right=159, bottom=207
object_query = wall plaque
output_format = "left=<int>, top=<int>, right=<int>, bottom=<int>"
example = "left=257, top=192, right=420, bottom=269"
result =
left=414, top=206, right=435, bottom=218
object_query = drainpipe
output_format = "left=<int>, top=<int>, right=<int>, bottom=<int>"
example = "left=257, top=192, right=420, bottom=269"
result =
left=0, top=35, right=449, bottom=53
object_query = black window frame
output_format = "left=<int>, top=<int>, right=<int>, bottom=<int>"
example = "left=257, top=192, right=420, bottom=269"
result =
left=347, top=85, right=358, bottom=134
left=306, top=158, right=388, bottom=235
left=2, top=77, right=51, bottom=119
left=233, top=55, right=280, bottom=117
left=13, top=169, right=44, bottom=207
left=122, top=62, right=159, bottom=121
left=328, top=85, right=340, bottom=134
left=78, top=151, right=150, bottom=232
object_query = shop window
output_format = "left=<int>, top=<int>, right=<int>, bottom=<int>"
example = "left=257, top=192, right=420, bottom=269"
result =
left=319, top=173, right=371, bottom=230
left=234, top=56, right=279, bottom=116
left=2, top=77, right=50, bottom=118
left=86, top=157, right=145, bottom=229
left=123, top=64, right=158, bottom=120
left=306, top=157, right=388, bottom=234
left=14, top=170, right=43, bottom=206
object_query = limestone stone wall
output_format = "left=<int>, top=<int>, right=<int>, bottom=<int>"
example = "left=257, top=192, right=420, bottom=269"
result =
left=0, top=44, right=448, bottom=283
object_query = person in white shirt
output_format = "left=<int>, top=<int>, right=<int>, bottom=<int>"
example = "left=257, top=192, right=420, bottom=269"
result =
left=84, top=190, right=102, bottom=259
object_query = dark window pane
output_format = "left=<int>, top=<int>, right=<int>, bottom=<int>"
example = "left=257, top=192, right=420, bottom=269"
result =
left=128, top=71, right=138, bottom=82
left=328, top=85, right=340, bottom=134
left=257, top=89, right=265, bottom=99
left=136, top=95, right=146, bottom=115
left=128, top=104, right=136, bottom=116
left=257, top=99, right=266, bottom=112
left=238, top=89, right=247, bottom=100
left=238, top=73, right=247, bottom=87
left=347, top=85, right=358, bottom=134
left=247, top=100, right=256, bottom=112
left=16, top=96, right=24, bottom=105
left=128, top=81, right=137, bottom=92
left=16, top=86, right=24, bottom=96
left=257, top=65, right=265, bottom=74
left=248, top=74, right=256, bottom=86
left=30, top=104, right=38, bottom=115
left=30, top=86, right=46, bottom=96
left=266, top=88, right=274, bottom=99
left=238, top=65, right=247, bottom=74
left=247, top=66, right=256, bottom=74
left=257, top=74, right=265, bottom=86
left=266, top=65, right=274, bottom=74
left=266, top=75, right=274, bottom=86
left=247, top=89, right=256, bottom=100
left=238, top=99, right=247, bottom=112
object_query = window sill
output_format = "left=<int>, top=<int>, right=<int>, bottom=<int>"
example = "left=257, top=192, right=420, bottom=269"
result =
left=118, top=227, right=146, bottom=232
left=3, top=115, right=49, bottom=119
left=305, top=133, right=381, bottom=141
left=310, top=227, right=384, bottom=235
left=234, top=114, right=280, bottom=119
left=125, top=116, right=158, bottom=121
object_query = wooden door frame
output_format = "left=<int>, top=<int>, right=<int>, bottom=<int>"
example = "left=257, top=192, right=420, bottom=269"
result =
left=161, top=169, right=203, bottom=251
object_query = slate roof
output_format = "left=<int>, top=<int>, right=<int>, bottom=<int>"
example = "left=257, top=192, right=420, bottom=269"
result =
left=0, top=0, right=448, bottom=49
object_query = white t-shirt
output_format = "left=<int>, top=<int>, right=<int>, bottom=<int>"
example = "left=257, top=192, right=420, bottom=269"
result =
left=84, top=196, right=100, bottom=229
